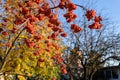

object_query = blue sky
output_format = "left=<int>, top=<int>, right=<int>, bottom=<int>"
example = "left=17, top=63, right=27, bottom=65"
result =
left=96, top=0, right=120, bottom=33
left=97, top=0, right=120, bottom=23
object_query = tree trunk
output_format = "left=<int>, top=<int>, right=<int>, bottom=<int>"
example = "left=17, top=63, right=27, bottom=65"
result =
left=83, top=65, right=87, bottom=80
left=89, top=69, right=96, bottom=80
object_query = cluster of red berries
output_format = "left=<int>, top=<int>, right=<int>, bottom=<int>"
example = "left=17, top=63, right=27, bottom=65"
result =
left=71, top=24, right=82, bottom=33
left=85, top=10, right=103, bottom=29
left=60, top=64, right=67, bottom=74
left=24, top=39, right=35, bottom=48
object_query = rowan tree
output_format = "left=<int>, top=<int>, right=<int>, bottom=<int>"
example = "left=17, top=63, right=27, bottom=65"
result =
left=0, top=0, right=103, bottom=80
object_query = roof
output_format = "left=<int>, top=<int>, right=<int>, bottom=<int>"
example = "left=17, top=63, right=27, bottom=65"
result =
left=99, top=65, right=120, bottom=71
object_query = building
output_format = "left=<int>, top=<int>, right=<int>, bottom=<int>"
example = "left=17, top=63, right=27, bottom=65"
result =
left=93, top=66, right=120, bottom=80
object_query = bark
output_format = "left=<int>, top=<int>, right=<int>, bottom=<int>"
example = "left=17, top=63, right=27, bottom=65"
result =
left=83, top=65, right=87, bottom=80
left=89, top=70, right=95, bottom=80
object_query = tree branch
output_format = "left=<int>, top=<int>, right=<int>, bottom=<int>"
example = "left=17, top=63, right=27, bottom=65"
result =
left=0, top=20, right=28, bottom=72
left=97, top=56, right=120, bottom=66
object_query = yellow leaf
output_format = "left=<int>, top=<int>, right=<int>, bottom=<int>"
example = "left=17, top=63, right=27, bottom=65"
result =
left=40, top=62, right=45, bottom=67
left=18, top=75, right=26, bottom=80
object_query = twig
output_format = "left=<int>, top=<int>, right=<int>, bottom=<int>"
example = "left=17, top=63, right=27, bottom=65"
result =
left=75, top=4, right=88, bottom=11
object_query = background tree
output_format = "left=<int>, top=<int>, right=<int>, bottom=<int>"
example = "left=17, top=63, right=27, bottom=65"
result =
left=62, top=5, right=120, bottom=80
